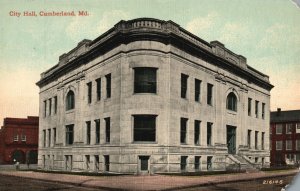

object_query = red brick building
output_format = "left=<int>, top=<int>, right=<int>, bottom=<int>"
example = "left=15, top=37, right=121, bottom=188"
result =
left=0, top=116, right=39, bottom=164
left=270, top=109, right=300, bottom=166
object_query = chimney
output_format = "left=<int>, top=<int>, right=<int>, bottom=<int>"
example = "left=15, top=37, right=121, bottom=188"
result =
left=276, top=108, right=281, bottom=116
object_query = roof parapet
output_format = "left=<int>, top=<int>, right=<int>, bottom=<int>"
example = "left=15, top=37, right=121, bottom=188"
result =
left=210, top=40, right=247, bottom=69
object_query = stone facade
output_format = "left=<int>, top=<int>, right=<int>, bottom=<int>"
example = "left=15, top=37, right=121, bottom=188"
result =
left=36, top=18, right=273, bottom=173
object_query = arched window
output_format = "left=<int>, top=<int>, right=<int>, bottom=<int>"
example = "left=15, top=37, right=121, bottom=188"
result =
left=226, top=92, right=237, bottom=111
left=66, top=90, right=75, bottom=110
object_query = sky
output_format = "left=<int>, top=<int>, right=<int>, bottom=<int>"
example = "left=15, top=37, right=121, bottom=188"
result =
left=0, top=0, right=299, bottom=126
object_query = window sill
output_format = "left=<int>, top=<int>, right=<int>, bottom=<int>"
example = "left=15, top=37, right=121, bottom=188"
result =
left=104, top=98, right=111, bottom=101
left=132, top=141, right=157, bottom=144
left=133, top=93, right=158, bottom=96
left=227, top=110, right=237, bottom=115
left=66, top=109, right=75, bottom=114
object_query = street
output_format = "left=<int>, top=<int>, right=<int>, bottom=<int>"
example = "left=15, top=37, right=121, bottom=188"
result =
left=0, top=174, right=104, bottom=191
left=0, top=170, right=297, bottom=191
left=175, top=175, right=294, bottom=191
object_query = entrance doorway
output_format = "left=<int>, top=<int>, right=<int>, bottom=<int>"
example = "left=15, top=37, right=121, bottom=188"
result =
left=139, top=156, right=150, bottom=173
left=227, top=126, right=236, bottom=154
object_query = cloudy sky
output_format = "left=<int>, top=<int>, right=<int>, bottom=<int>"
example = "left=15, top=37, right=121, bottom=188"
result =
left=0, top=0, right=299, bottom=125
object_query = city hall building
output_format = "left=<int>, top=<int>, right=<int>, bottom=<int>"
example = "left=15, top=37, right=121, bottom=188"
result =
left=36, top=18, right=273, bottom=173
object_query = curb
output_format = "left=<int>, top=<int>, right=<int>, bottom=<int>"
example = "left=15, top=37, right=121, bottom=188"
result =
left=0, top=170, right=298, bottom=191
left=162, top=171, right=299, bottom=191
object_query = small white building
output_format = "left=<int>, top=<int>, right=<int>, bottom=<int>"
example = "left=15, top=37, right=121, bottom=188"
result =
left=36, top=18, right=273, bottom=174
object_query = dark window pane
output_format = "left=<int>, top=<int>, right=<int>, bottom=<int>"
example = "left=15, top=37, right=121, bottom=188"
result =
left=195, top=79, right=201, bottom=101
left=207, top=122, right=212, bottom=145
left=104, top=155, right=109, bottom=171
left=86, top=121, right=91, bottom=145
left=194, top=120, right=200, bottom=144
left=96, top=78, right=101, bottom=100
left=105, top=118, right=110, bottom=143
left=134, top=68, right=157, bottom=93
left=181, top=118, right=188, bottom=144
left=87, top=82, right=92, bottom=103
left=180, top=156, right=187, bottom=171
left=66, top=125, right=74, bottom=145
left=226, top=92, right=237, bottom=111
left=195, top=156, right=200, bottom=170
left=134, top=115, right=156, bottom=142
left=106, top=74, right=111, bottom=98
left=181, top=74, right=188, bottom=98
left=66, top=91, right=75, bottom=110
left=207, top=84, right=213, bottom=105
left=95, top=119, right=100, bottom=144
left=140, top=156, right=149, bottom=171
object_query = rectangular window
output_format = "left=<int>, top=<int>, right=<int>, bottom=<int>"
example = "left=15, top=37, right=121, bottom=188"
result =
left=65, top=155, right=73, bottom=171
left=133, top=115, right=156, bottom=142
left=139, top=156, right=150, bottom=171
left=85, top=155, right=90, bottom=170
left=194, top=120, right=201, bottom=145
left=43, top=130, right=46, bottom=147
left=95, top=155, right=99, bottom=171
left=105, top=118, right=110, bottom=143
left=247, top=130, right=251, bottom=148
left=21, top=134, right=26, bottom=142
left=180, top=156, right=187, bottom=171
left=87, top=82, right=92, bottom=104
left=207, top=156, right=213, bottom=171
left=255, top=100, right=259, bottom=118
left=49, top=98, right=52, bottom=116
left=48, top=129, right=51, bottom=147
left=297, top=123, right=300, bottom=133
left=44, top=100, right=47, bottom=117
left=53, top=128, right=56, bottom=146
left=207, top=122, right=212, bottom=146
left=195, top=79, right=201, bottom=102
left=106, top=74, right=111, bottom=98
left=255, top=131, right=258, bottom=150
left=66, top=124, right=74, bottom=145
left=13, top=131, right=18, bottom=142
left=286, top=140, right=292, bottom=150
left=180, top=118, right=188, bottom=144
left=276, top=124, right=283, bottom=134
left=104, top=155, right=110, bottom=172
left=262, top=103, right=265, bottom=119
left=286, top=124, right=293, bottom=134
left=207, top=83, right=213, bottom=105
left=54, top=96, right=57, bottom=114
left=276, top=141, right=282, bottom=150
left=261, top=132, right=265, bottom=150
left=296, top=140, right=300, bottom=151
left=95, top=119, right=100, bottom=144
left=134, top=67, right=157, bottom=93
left=86, top=121, right=91, bottom=145
left=181, top=74, right=188, bottom=98
left=96, top=78, right=101, bottom=101
left=248, top=98, right=252, bottom=116
left=195, top=156, right=201, bottom=170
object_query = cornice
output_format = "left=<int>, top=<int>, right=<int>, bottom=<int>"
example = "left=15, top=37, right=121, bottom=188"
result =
left=36, top=18, right=273, bottom=91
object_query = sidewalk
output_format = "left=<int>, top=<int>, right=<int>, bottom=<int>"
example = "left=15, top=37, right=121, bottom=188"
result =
left=0, top=170, right=298, bottom=191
